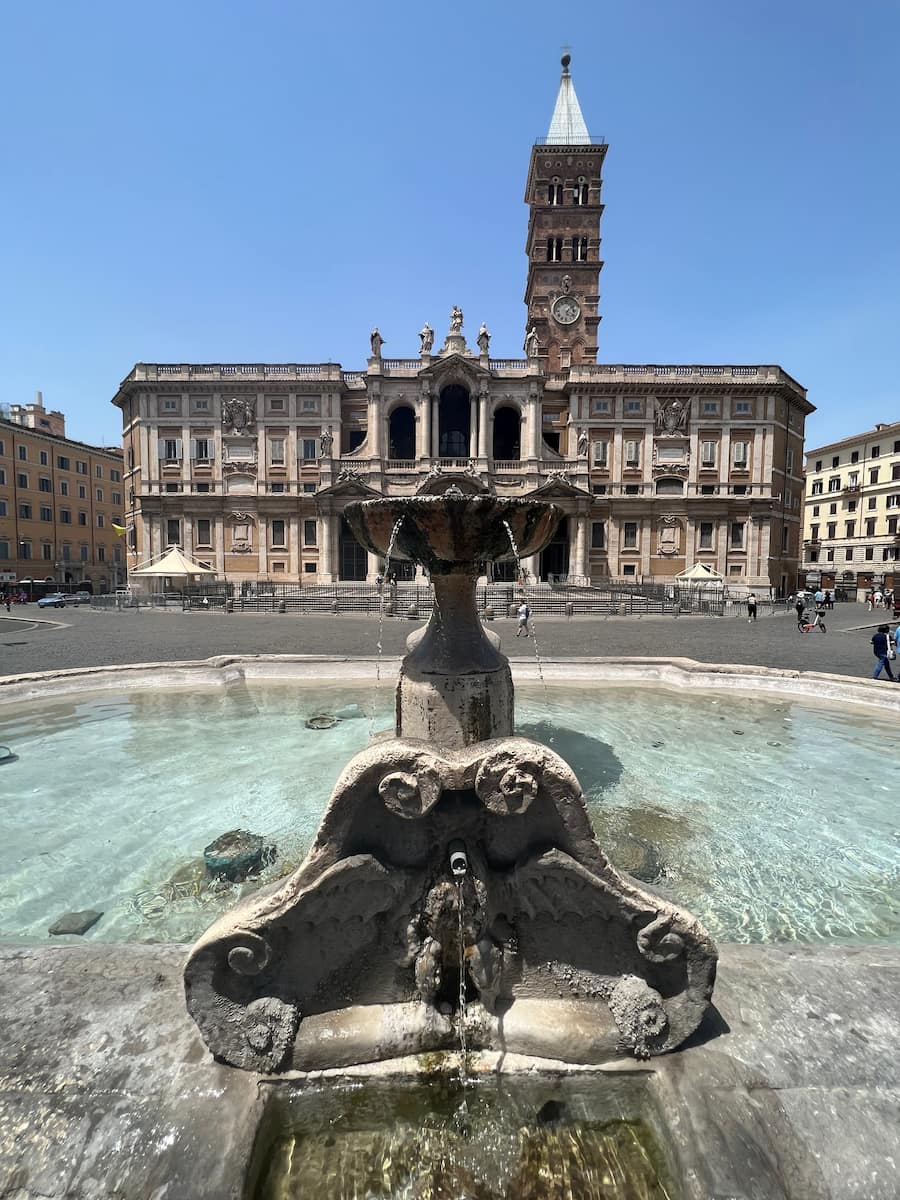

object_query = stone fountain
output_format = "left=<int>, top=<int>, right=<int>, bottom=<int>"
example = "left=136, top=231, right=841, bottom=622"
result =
left=185, top=493, right=717, bottom=1073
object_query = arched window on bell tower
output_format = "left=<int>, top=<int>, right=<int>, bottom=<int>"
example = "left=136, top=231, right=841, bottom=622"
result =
left=574, top=176, right=589, bottom=205
left=548, top=176, right=563, bottom=205
left=546, top=237, right=563, bottom=262
left=572, top=236, right=588, bottom=262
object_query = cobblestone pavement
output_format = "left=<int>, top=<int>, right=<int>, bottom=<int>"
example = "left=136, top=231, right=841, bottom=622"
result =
left=0, top=603, right=893, bottom=682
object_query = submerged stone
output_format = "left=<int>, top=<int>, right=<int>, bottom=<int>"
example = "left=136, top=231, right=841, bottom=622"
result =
left=49, top=909, right=103, bottom=936
left=204, top=830, right=275, bottom=882
left=305, top=714, right=338, bottom=730
left=334, top=703, right=365, bottom=720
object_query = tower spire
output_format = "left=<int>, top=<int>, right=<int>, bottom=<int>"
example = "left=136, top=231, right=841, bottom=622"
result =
left=546, top=53, right=591, bottom=145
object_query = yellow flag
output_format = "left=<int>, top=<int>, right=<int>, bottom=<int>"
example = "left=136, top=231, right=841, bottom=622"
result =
left=112, top=523, right=127, bottom=537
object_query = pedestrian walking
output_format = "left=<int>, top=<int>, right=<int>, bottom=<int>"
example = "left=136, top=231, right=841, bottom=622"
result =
left=866, top=590, right=875, bottom=611
left=824, top=589, right=834, bottom=610
left=794, top=594, right=805, bottom=623
left=814, top=588, right=824, bottom=609
left=515, top=599, right=531, bottom=637
left=3, top=594, right=10, bottom=613
left=871, top=624, right=896, bottom=681
left=894, top=623, right=900, bottom=659
left=747, top=593, right=757, bottom=623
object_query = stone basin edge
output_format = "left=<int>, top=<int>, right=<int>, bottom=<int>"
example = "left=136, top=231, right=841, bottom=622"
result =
left=1, top=654, right=899, bottom=715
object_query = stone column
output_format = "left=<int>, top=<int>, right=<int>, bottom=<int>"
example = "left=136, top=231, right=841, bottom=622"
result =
left=367, top=389, right=382, bottom=459
left=522, top=553, right=540, bottom=583
left=215, top=517, right=226, bottom=576
left=367, top=550, right=379, bottom=582
left=469, top=394, right=478, bottom=459
left=431, top=395, right=439, bottom=458
left=477, top=389, right=489, bottom=458
left=420, top=388, right=431, bottom=459
left=289, top=515, right=300, bottom=581
left=257, top=517, right=267, bottom=578
left=573, top=514, right=589, bottom=579
left=320, top=512, right=333, bottom=581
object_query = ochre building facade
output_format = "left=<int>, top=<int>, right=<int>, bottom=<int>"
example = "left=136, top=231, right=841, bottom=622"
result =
left=113, top=58, right=812, bottom=594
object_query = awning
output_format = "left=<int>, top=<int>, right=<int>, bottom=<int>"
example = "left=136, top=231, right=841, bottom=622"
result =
left=675, top=562, right=723, bottom=583
left=129, top=547, right=216, bottom=577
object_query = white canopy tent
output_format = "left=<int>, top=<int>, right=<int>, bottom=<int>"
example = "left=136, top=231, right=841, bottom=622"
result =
left=129, top=546, right=216, bottom=584
left=675, top=562, right=724, bottom=584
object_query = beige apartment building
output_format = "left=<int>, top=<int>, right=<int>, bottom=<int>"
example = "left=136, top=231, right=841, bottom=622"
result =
left=112, top=57, right=812, bottom=595
left=801, top=421, right=900, bottom=598
left=0, top=397, right=126, bottom=595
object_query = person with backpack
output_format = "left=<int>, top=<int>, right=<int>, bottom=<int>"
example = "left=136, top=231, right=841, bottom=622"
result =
left=871, top=625, right=896, bottom=681
left=747, top=593, right=757, bottom=623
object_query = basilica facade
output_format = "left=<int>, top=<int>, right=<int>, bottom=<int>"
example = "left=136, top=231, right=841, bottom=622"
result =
left=113, top=57, right=812, bottom=594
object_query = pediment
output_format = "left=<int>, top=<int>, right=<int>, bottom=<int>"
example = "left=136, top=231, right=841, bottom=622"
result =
left=316, top=475, right=382, bottom=501
left=527, top=476, right=592, bottom=501
left=421, top=353, right=488, bottom=389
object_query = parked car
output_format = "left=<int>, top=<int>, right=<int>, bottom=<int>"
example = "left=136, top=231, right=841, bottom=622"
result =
left=37, top=592, right=68, bottom=609
left=73, top=591, right=91, bottom=604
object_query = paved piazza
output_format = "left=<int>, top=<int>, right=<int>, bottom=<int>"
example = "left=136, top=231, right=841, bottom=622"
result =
left=0, top=604, right=889, bottom=681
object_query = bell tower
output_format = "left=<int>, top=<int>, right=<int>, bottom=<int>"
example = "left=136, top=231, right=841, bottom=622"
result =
left=524, top=54, right=607, bottom=368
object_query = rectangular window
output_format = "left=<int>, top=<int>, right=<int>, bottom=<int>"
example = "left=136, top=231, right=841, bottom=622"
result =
left=78, top=512, right=87, bottom=525
left=827, top=522, right=836, bottom=538
left=95, top=465, right=103, bottom=479
left=97, top=546, right=106, bottom=562
left=18, top=503, right=31, bottom=519
left=701, top=400, right=720, bottom=416
left=80, top=546, right=89, bottom=562
left=828, top=477, right=840, bottom=492
left=56, top=455, right=70, bottom=470
left=19, top=541, right=32, bottom=559
left=814, top=460, right=822, bottom=471
left=590, top=521, right=605, bottom=550
left=191, top=437, right=213, bottom=462
left=110, top=469, right=121, bottom=482
left=622, top=563, right=636, bottom=576
left=270, top=482, right=285, bottom=493
left=624, top=400, right=643, bottom=416
left=196, top=519, right=211, bottom=545
left=97, top=514, right=105, bottom=528
left=78, top=484, right=86, bottom=499
left=301, top=398, right=318, bottom=412
left=782, top=526, right=790, bottom=552
left=76, top=460, right=87, bottom=475
left=192, top=396, right=210, bottom=412
left=39, top=506, right=52, bottom=521
left=302, top=439, right=317, bottom=461
left=809, top=550, right=819, bottom=562
left=17, top=445, right=27, bottom=461
left=700, top=440, right=717, bottom=468
left=0, top=468, right=4, bottom=485
left=812, top=505, right=820, bottom=516
left=698, top=521, right=714, bottom=550
left=166, top=519, right=181, bottom=544
left=95, top=488, right=103, bottom=501
left=268, top=396, right=285, bottom=412
left=832, top=456, right=839, bottom=468
left=591, top=440, right=609, bottom=468
left=786, top=448, right=794, bottom=472
left=269, top=438, right=286, bottom=465
left=161, top=438, right=181, bottom=462
left=591, top=399, right=610, bottom=414
left=829, top=503, right=837, bottom=514
left=869, top=468, right=880, bottom=484
left=887, top=494, right=900, bottom=509
left=810, top=524, right=819, bottom=540
left=868, top=497, right=877, bottom=509
left=811, top=481, right=823, bottom=495
left=732, top=441, right=749, bottom=468
left=112, top=491, right=121, bottom=504
left=866, top=519, right=876, bottom=536
left=38, top=476, right=51, bottom=492
left=865, top=547, right=874, bottom=561
left=624, top=440, right=640, bottom=468
left=845, top=547, right=853, bottom=561
left=270, top=519, right=286, bottom=547
left=0, top=541, right=8, bottom=560
left=0, top=500, right=5, bottom=516
left=871, top=445, right=880, bottom=458
left=16, top=472, right=28, bottom=488
left=730, top=521, right=745, bottom=548
left=847, top=499, right=857, bottom=512
left=889, top=517, right=899, bottom=534
left=845, top=521, right=855, bottom=538
left=303, top=519, right=317, bottom=546
left=623, top=521, right=638, bottom=549
left=850, top=450, right=859, bottom=463
left=42, top=543, right=52, bottom=560
left=734, top=400, right=752, bottom=416
left=161, top=397, right=179, bottom=412
left=302, top=483, right=316, bottom=493
left=59, top=480, right=68, bottom=496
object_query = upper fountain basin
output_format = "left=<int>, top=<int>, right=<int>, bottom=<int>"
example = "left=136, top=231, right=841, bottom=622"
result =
left=344, top=496, right=563, bottom=573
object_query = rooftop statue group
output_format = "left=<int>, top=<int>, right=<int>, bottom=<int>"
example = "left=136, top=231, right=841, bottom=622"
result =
left=369, top=310, right=542, bottom=360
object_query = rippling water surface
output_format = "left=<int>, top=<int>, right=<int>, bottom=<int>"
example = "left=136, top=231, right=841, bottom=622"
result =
left=0, top=681, right=897, bottom=946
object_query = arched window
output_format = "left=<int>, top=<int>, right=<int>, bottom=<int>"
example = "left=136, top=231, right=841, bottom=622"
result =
left=546, top=237, right=563, bottom=262
left=572, top=236, right=588, bottom=262
left=438, top=385, right=471, bottom=458
left=388, top=405, right=415, bottom=461
left=548, top=176, right=562, bottom=205
left=655, top=477, right=685, bottom=496
left=574, top=176, right=588, bottom=205
left=492, top=406, right=521, bottom=461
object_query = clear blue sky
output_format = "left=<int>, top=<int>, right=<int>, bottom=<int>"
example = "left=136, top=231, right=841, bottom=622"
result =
left=1, top=0, right=897, bottom=451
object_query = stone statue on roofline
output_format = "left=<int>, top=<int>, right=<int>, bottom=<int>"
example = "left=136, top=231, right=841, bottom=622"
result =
left=419, top=323, right=434, bottom=354
left=370, top=328, right=384, bottom=358
left=477, top=323, right=491, bottom=355
left=523, top=326, right=539, bottom=359
left=450, top=305, right=464, bottom=333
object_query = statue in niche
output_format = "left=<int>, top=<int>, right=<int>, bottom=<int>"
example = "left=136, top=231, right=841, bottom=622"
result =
left=656, top=398, right=688, bottom=436
left=370, top=328, right=384, bottom=358
left=449, top=305, right=464, bottom=332
left=477, top=323, right=491, bottom=354
left=577, top=427, right=588, bottom=457
left=523, top=326, right=539, bottom=358
left=222, top=396, right=256, bottom=435
left=319, top=427, right=333, bottom=459
left=561, top=273, right=572, bottom=294
left=419, top=323, right=434, bottom=354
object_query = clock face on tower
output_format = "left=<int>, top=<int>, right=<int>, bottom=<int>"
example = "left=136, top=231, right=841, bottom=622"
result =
left=551, top=295, right=581, bottom=326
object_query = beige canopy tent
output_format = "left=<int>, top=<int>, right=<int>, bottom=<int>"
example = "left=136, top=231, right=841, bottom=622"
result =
left=675, top=562, right=723, bottom=584
left=129, top=546, right=217, bottom=581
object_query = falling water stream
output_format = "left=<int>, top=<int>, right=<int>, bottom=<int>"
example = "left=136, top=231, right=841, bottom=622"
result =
left=371, top=516, right=404, bottom=738
left=456, top=878, right=468, bottom=1086
left=502, top=520, right=552, bottom=731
